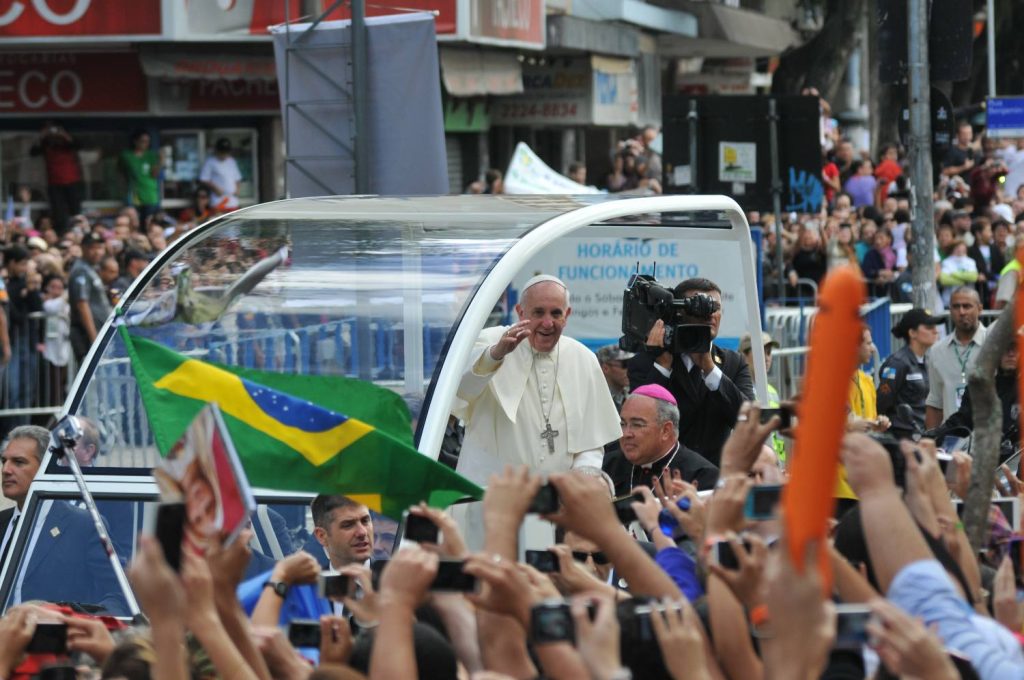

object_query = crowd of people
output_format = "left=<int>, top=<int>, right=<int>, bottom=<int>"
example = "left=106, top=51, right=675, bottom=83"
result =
left=0, top=123, right=245, bottom=417
left=761, top=95, right=1024, bottom=312
left=0, top=268, right=1021, bottom=680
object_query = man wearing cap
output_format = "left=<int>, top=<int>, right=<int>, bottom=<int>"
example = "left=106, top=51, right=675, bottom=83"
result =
left=454, top=276, right=620, bottom=537
left=200, top=138, right=243, bottom=212
left=596, top=344, right=633, bottom=412
left=628, top=277, right=754, bottom=467
left=877, top=308, right=942, bottom=440
left=602, top=385, right=718, bottom=496
left=69, top=233, right=112, bottom=363
left=925, top=287, right=986, bottom=431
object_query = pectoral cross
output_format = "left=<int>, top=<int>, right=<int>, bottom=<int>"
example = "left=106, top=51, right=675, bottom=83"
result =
left=540, top=420, right=559, bottom=454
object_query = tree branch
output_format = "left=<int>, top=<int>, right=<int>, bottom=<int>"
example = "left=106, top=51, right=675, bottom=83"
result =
left=964, top=298, right=1016, bottom=553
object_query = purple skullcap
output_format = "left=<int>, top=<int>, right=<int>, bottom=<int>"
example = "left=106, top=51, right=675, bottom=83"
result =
left=631, top=384, right=677, bottom=406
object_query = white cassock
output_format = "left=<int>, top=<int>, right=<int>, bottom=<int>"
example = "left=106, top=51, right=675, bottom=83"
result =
left=452, top=326, right=622, bottom=548
left=455, top=325, right=622, bottom=483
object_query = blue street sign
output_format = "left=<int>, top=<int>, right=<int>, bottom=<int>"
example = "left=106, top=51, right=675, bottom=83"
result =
left=986, top=97, right=1024, bottom=138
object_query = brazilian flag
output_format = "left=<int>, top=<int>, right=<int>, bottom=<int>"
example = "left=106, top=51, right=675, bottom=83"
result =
left=119, top=326, right=482, bottom=517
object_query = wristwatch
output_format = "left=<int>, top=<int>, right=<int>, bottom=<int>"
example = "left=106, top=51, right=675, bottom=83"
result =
left=264, top=580, right=289, bottom=598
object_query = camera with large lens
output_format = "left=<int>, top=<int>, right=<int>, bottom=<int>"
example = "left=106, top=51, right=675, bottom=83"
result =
left=619, top=273, right=718, bottom=354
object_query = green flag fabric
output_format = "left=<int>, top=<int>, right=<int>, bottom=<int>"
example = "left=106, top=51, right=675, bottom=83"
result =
left=118, top=325, right=482, bottom=517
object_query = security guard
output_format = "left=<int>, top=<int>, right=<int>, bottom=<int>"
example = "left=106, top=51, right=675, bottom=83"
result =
left=877, top=308, right=942, bottom=440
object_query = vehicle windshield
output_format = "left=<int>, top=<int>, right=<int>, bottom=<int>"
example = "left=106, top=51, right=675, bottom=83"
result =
left=67, top=195, right=606, bottom=471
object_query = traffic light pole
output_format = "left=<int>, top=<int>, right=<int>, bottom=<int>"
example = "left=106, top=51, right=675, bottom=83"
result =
left=907, top=0, right=935, bottom=309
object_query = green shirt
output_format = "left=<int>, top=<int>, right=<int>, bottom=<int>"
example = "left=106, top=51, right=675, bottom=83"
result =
left=120, top=149, right=160, bottom=206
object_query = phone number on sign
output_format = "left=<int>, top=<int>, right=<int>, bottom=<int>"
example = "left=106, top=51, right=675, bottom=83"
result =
left=497, top=101, right=580, bottom=119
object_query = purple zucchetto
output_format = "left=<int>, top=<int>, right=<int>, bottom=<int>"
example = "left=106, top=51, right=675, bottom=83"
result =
left=630, top=384, right=677, bottom=406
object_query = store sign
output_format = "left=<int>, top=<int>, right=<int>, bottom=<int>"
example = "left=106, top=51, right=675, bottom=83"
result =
left=0, top=52, right=147, bottom=113
left=469, top=0, right=543, bottom=48
left=493, top=56, right=639, bottom=126
left=0, top=0, right=160, bottom=37
left=491, top=58, right=591, bottom=125
left=321, top=0, right=457, bottom=34
left=592, top=56, right=637, bottom=126
left=188, top=78, right=279, bottom=112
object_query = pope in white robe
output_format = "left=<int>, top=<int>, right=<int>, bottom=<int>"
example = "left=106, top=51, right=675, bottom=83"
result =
left=453, top=275, right=622, bottom=486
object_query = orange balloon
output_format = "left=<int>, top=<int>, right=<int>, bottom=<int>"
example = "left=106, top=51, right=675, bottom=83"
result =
left=783, top=265, right=866, bottom=585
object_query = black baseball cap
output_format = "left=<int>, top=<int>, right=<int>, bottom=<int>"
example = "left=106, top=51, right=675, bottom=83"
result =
left=81, top=232, right=105, bottom=247
left=892, top=308, right=944, bottom=339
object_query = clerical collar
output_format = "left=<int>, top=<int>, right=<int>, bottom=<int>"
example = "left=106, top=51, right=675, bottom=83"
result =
left=641, top=442, right=679, bottom=470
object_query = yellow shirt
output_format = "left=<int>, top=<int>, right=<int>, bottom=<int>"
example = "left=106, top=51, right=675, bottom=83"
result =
left=836, top=370, right=877, bottom=500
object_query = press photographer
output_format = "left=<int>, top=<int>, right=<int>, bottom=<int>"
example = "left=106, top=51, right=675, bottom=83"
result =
left=625, top=277, right=754, bottom=466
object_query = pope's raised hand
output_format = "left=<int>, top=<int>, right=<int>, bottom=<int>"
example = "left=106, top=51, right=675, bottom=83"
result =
left=490, top=320, right=533, bottom=360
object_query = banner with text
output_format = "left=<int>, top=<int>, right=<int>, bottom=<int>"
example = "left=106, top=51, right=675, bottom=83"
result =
left=512, top=236, right=752, bottom=348
left=504, top=142, right=601, bottom=194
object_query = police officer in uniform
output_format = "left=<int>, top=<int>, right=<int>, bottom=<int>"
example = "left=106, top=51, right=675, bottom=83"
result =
left=877, top=308, right=942, bottom=440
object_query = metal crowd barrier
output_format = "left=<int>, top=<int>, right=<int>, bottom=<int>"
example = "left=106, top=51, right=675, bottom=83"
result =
left=74, top=316, right=454, bottom=467
left=0, top=311, right=76, bottom=426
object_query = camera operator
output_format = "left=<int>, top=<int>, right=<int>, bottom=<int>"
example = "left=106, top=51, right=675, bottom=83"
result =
left=627, top=278, right=754, bottom=467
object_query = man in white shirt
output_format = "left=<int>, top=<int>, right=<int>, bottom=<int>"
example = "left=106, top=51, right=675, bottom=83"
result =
left=925, top=287, right=987, bottom=430
left=199, top=138, right=243, bottom=211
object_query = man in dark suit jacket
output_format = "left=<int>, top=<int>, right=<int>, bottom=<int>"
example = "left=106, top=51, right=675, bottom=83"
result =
left=627, top=278, right=754, bottom=467
left=1, top=424, right=128, bottom=615
left=968, top=218, right=1005, bottom=307
left=603, top=385, right=718, bottom=496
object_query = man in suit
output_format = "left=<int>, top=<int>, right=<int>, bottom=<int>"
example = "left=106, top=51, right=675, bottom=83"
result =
left=241, top=494, right=376, bottom=626
left=603, top=384, right=719, bottom=496
left=627, top=278, right=754, bottom=467
left=967, top=217, right=1005, bottom=308
left=1, top=425, right=127, bottom=614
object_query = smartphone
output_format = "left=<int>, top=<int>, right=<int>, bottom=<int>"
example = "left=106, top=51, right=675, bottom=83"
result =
left=431, top=560, right=478, bottom=592
left=528, top=483, right=560, bottom=514
left=403, top=512, right=439, bottom=544
left=632, top=601, right=683, bottom=642
left=525, top=549, right=560, bottom=573
left=834, top=604, right=871, bottom=650
left=954, top=497, right=1022, bottom=532
left=530, top=601, right=574, bottom=644
left=318, top=572, right=352, bottom=600
left=370, top=559, right=387, bottom=589
left=37, top=666, right=76, bottom=680
left=287, top=619, right=321, bottom=648
left=745, top=484, right=784, bottom=520
left=711, top=538, right=753, bottom=570
left=613, top=493, right=644, bottom=524
left=759, top=407, right=792, bottom=429
left=26, top=622, right=68, bottom=654
left=937, top=451, right=953, bottom=478
left=150, top=502, right=186, bottom=572
left=1009, top=539, right=1023, bottom=584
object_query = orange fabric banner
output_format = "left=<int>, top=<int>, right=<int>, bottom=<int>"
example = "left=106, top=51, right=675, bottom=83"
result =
left=783, top=265, right=866, bottom=583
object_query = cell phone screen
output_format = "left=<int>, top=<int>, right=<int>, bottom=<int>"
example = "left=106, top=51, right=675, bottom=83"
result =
left=759, top=408, right=791, bottom=429
left=834, top=605, right=871, bottom=650
left=528, top=484, right=560, bottom=514
left=745, top=484, right=783, bottom=520
left=153, top=502, right=186, bottom=572
left=287, top=620, right=321, bottom=648
left=530, top=602, right=574, bottom=644
left=431, top=560, right=478, bottom=592
left=525, top=550, right=559, bottom=573
left=403, top=512, right=439, bottom=544
left=26, top=622, right=68, bottom=654
left=612, top=493, right=644, bottom=524
left=318, top=573, right=352, bottom=600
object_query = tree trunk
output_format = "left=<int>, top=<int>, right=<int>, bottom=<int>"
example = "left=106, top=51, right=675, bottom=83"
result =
left=772, top=0, right=868, bottom=102
left=964, top=297, right=1016, bottom=553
